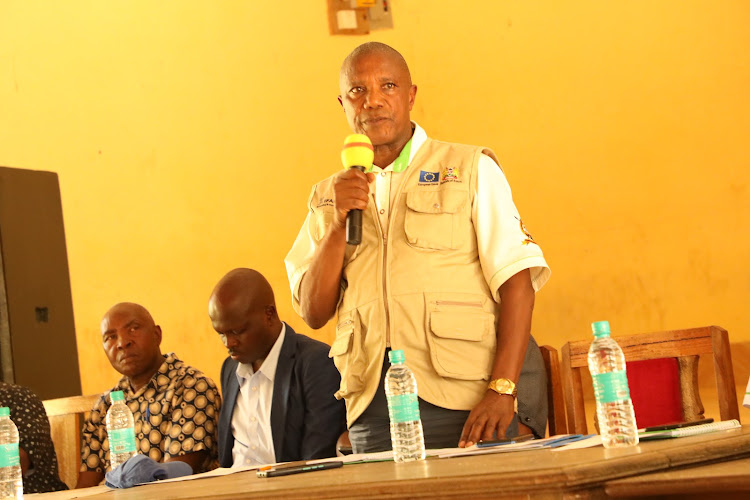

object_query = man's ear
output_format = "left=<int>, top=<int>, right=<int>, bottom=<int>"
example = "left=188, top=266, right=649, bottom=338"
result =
left=338, top=95, right=344, bottom=108
left=265, top=305, right=277, bottom=324
left=154, top=325, right=163, bottom=345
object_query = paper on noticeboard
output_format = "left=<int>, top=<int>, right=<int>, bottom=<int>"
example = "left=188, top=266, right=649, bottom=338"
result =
left=369, top=0, right=393, bottom=30
left=336, top=10, right=358, bottom=30
left=328, top=0, right=369, bottom=35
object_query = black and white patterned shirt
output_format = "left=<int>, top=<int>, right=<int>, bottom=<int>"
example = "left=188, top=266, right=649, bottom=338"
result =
left=79, top=353, right=221, bottom=473
left=0, top=382, right=68, bottom=493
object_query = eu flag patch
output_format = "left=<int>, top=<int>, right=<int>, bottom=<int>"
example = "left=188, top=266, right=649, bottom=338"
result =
left=419, top=171, right=439, bottom=184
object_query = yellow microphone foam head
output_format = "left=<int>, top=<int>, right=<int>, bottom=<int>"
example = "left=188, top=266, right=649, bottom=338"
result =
left=341, top=134, right=374, bottom=169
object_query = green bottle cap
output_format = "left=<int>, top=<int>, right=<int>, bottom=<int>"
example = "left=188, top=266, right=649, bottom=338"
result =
left=0, top=407, right=9, bottom=417
left=110, top=390, right=125, bottom=403
left=592, top=321, right=611, bottom=338
left=388, top=349, right=405, bottom=364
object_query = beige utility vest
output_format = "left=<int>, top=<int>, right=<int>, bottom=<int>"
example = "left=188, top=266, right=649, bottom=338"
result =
left=312, top=138, right=501, bottom=427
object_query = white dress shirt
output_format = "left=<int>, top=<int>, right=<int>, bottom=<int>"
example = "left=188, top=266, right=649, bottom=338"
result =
left=231, top=323, right=286, bottom=467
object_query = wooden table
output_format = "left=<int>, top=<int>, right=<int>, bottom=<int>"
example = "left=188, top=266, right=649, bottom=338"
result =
left=605, top=456, right=750, bottom=498
left=39, top=426, right=750, bottom=499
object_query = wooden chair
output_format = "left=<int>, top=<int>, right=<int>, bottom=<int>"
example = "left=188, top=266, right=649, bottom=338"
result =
left=539, top=345, right=567, bottom=436
left=561, top=325, right=740, bottom=434
left=42, top=393, right=102, bottom=489
left=336, top=430, right=353, bottom=456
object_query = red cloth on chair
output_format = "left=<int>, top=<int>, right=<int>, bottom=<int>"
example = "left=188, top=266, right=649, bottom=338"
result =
left=626, top=358, right=683, bottom=428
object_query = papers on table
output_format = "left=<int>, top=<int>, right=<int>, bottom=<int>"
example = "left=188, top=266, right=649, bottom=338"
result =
left=112, top=434, right=607, bottom=488
left=313, top=450, right=394, bottom=464
left=436, top=434, right=598, bottom=458
left=137, top=464, right=259, bottom=485
left=638, top=419, right=741, bottom=441
left=550, top=434, right=602, bottom=451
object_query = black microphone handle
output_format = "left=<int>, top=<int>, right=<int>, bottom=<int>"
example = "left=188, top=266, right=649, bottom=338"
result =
left=346, top=165, right=366, bottom=245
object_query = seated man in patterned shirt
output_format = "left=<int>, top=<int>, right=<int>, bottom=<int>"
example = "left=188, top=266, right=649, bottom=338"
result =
left=76, top=302, right=221, bottom=488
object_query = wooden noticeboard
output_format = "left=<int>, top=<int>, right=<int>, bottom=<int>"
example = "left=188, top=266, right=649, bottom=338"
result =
left=327, top=0, right=370, bottom=35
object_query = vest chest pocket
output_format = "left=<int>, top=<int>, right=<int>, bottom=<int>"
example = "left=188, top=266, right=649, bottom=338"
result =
left=404, top=190, right=468, bottom=250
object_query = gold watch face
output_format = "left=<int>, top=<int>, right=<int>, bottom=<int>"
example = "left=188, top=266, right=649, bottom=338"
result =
left=490, top=378, right=515, bottom=395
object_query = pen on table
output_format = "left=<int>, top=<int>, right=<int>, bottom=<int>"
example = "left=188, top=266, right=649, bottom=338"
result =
left=257, top=461, right=344, bottom=478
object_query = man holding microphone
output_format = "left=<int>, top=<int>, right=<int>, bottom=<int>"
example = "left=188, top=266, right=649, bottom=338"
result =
left=285, top=42, right=550, bottom=452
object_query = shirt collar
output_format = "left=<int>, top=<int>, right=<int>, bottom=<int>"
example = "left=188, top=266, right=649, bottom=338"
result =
left=119, top=352, right=178, bottom=397
left=368, top=122, right=427, bottom=173
left=235, top=322, right=287, bottom=383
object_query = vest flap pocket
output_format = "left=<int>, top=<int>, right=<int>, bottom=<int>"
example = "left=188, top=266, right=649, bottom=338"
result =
left=329, top=324, right=353, bottom=357
left=430, top=311, right=484, bottom=341
left=330, top=315, right=366, bottom=399
left=425, top=295, right=494, bottom=381
left=406, top=190, right=467, bottom=214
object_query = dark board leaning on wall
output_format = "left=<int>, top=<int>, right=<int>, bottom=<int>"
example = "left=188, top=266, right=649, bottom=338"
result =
left=0, top=166, right=81, bottom=400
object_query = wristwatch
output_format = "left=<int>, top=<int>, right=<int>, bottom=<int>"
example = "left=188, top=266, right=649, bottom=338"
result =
left=488, top=378, right=517, bottom=398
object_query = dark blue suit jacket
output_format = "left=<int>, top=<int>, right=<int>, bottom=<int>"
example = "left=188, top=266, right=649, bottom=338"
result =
left=218, top=323, right=346, bottom=467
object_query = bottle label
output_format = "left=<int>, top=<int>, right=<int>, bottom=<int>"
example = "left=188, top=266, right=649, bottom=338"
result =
left=0, top=443, right=20, bottom=468
left=592, top=371, right=631, bottom=403
left=387, top=393, right=421, bottom=423
left=108, top=427, right=137, bottom=454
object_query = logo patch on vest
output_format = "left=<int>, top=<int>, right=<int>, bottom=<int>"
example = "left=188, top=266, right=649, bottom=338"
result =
left=440, top=166, right=461, bottom=184
left=418, top=170, right=439, bottom=184
left=316, top=198, right=334, bottom=208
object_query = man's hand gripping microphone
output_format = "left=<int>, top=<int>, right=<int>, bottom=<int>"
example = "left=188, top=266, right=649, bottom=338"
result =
left=341, top=134, right=374, bottom=245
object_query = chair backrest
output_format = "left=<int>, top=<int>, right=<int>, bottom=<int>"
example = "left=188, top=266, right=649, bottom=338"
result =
left=42, top=394, right=102, bottom=489
left=539, top=345, right=567, bottom=436
left=560, top=325, right=740, bottom=434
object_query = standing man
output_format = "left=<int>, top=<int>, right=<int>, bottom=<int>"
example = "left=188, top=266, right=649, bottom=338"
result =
left=77, top=303, right=220, bottom=488
left=209, top=268, right=345, bottom=467
left=285, top=42, right=551, bottom=452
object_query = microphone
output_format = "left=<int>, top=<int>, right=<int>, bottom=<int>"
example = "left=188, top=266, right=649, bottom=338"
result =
left=341, top=134, right=374, bottom=245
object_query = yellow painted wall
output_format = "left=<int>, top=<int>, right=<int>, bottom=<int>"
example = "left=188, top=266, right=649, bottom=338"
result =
left=1, top=1, right=748, bottom=397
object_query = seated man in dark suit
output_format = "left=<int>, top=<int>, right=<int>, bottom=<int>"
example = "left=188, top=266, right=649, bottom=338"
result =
left=209, top=268, right=346, bottom=467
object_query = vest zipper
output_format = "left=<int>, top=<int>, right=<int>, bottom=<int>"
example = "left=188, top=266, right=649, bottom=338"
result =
left=336, top=319, right=354, bottom=342
left=383, top=231, right=391, bottom=347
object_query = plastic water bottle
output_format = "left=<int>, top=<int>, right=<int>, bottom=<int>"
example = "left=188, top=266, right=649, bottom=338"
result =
left=106, top=391, right=137, bottom=470
left=0, top=407, right=22, bottom=499
left=385, top=349, right=426, bottom=462
left=588, top=321, right=639, bottom=448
